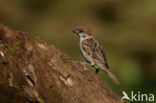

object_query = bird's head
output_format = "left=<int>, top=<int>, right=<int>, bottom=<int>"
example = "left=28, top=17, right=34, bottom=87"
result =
left=72, top=27, right=92, bottom=39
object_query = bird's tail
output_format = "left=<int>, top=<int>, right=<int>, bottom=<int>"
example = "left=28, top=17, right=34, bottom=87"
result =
left=103, top=68, right=120, bottom=85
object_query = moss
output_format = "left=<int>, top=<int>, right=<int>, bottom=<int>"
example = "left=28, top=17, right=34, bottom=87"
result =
left=47, top=64, right=55, bottom=73
left=4, top=40, right=23, bottom=56
left=5, top=47, right=16, bottom=55
left=48, top=88, right=63, bottom=102
left=14, top=41, right=22, bottom=49
left=0, top=85, right=30, bottom=103
left=45, top=59, right=56, bottom=74
left=23, top=32, right=42, bottom=43
left=34, top=36, right=44, bottom=43
left=0, top=69, right=29, bottom=103
left=60, top=55, right=72, bottom=70
left=0, top=71, right=8, bottom=85
left=46, top=61, right=63, bottom=102
left=14, top=40, right=24, bottom=55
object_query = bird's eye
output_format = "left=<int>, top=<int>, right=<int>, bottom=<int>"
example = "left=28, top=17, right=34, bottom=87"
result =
left=79, top=30, right=83, bottom=33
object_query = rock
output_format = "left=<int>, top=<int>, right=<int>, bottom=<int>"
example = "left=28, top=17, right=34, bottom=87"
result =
left=0, top=24, right=122, bottom=103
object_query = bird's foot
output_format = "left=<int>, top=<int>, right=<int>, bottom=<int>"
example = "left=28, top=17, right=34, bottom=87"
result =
left=95, top=69, right=100, bottom=74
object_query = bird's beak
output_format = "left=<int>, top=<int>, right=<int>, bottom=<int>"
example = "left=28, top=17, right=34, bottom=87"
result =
left=72, top=29, right=79, bottom=34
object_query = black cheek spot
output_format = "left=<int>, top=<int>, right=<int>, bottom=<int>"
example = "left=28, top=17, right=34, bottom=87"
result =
left=79, top=30, right=83, bottom=33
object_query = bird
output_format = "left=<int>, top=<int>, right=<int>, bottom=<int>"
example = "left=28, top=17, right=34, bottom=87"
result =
left=72, top=27, right=120, bottom=85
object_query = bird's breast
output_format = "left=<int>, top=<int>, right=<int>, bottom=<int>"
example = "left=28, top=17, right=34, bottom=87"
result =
left=79, top=42, right=92, bottom=63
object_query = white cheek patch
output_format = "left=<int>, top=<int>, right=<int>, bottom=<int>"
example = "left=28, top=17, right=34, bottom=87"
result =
left=79, top=33, right=88, bottom=39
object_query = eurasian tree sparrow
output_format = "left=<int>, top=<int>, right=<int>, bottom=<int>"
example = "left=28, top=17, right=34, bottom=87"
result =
left=72, top=27, right=120, bottom=85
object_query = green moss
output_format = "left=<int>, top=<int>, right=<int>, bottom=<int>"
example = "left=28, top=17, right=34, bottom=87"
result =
left=0, top=69, right=29, bottom=103
left=0, top=71, right=8, bottom=85
left=0, top=84, right=30, bottom=103
left=5, top=47, right=16, bottom=56
left=14, top=41, right=22, bottom=49
left=60, top=55, right=72, bottom=70
left=34, top=36, right=44, bottom=43
left=46, top=61, right=55, bottom=73
left=48, top=88, right=63, bottom=101
left=4, top=40, right=23, bottom=56
left=46, top=62, right=63, bottom=102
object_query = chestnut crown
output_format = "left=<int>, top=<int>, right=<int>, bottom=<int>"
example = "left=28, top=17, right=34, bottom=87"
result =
left=72, top=27, right=93, bottom=38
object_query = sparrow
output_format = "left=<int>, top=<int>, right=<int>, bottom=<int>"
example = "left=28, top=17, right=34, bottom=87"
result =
left=72, top=27, right=120, bottom=85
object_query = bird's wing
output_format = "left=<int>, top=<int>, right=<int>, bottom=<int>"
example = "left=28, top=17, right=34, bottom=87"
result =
left=82, top=38, right=109, bottom=69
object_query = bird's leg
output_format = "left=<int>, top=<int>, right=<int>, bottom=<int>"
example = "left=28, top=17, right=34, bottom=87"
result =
left=96, top=69, right=100, bottom=74
left=90, top=61, right=99, bottom=74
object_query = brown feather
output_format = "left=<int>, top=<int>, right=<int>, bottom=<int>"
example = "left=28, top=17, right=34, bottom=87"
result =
left=79, top=27, right=92, bottom=36
left=81, top=38, right=109, bottom=69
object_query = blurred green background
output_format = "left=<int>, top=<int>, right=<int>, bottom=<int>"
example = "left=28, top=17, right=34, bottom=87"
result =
left=0, top=0, right=156, bottom=102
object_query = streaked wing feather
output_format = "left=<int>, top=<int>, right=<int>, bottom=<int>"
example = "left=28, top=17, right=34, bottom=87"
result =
left=97, top=43, right=109, bottom=69
left=82, top=38, right=109, bottom=69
